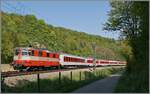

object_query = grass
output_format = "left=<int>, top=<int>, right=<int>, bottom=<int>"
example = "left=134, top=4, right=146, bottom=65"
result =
left=114, top=68, right=149, bottom=93
left=2, top=67, right=124, bottom=93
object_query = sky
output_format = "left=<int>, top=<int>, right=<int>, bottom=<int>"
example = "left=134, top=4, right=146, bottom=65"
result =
left=1, top=0, right=120, bottom=39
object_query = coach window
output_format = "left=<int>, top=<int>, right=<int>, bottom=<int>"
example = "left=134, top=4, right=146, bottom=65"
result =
left=47, top=53, right=49, bottom=57
left=39, top=51, right=42, bottom=56
left=53, top=54, right=56, bottom=58
left=79, top=59, right=81, bottom=62
left=75, top=58, right=77, bottom=62
left=70, top=58, right=72, bottom=62
left=67, top=57, right=69, bottom=62
left=72, top=58, right=74, bottom=62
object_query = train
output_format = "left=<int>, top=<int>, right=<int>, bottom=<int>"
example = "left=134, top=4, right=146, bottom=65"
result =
left=12, top=47, right=126, bottom=71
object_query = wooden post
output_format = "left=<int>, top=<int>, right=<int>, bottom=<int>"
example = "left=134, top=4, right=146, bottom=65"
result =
left=79, top=71, right=81, bottom=81
left=89, top=72, right=91, bottom=80
left=37, top=73, right=40, bottom=92
left=99, top=70, right=101, bottom=77
left=70, top=71, right=72, bottom=83
left=88, top=72, right=89, bottom=80
left=90, top=72, right=92, bottom=79
left=85, top=71, right=86, bottom=80
left=1, top=77, right=5, bottom=92
left=59, top=72, right=61, bottom=84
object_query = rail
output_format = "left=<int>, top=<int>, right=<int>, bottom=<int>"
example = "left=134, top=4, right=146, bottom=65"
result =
left=1, top=66, right=125, bottom=78
left=1, top=67, right=93, bottom=78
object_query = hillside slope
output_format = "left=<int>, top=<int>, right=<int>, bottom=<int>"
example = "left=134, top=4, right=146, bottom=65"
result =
left=1, top=12, right=127, bottom=64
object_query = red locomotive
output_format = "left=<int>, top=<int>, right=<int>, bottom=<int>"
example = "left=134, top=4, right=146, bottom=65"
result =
left=12, top=47, right=126, bottom=71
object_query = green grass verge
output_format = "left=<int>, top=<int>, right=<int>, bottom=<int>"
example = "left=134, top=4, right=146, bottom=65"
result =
left=2, top=67, right=124, bottom=93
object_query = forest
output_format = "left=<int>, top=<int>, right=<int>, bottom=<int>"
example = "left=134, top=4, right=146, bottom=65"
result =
left=1, top=12, right=130, bottom=64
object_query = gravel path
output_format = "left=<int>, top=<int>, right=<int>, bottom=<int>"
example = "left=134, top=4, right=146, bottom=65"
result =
left=1, top=64, right=14, bottom=72
left=72, top=73, right=122, bottom=93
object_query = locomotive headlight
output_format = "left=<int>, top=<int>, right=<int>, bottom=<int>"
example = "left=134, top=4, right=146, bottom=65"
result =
left=26, top=60, right=30, bottom=63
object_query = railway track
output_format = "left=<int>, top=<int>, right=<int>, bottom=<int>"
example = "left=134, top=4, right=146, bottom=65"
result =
left=1, top=67, right=95, bottom=78
left=1, top=66, right=125, bottom=78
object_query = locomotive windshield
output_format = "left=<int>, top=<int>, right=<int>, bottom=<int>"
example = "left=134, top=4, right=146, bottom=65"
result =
left=22, top=49, right=28, bottom=55
left=15, top=49, right=19, bottom=55
left=15, top=48, right=28, bottom=55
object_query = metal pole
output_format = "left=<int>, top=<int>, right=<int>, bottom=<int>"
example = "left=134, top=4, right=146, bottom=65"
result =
left=59, top=72, right=61, bottom=84
left=79, top=71, right=82, bottom=81
left=37, top=73, right=40, bottom=92
left=1, top=77, right=5, bottom=92
left=84, top=71, right=86, bottom=80
left=70, top=71, right=72, bottom=83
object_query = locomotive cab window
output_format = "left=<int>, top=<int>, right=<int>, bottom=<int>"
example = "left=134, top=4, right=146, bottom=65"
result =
left=22, top=49, right=28, bottom=55
left=15, top=49, right=19, bottom=55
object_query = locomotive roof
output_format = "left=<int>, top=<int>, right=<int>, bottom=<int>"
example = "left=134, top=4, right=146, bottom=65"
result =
left=15, top=47, right=60, bottom=53
left=60, top=53, right=87, bottom=59
left=15, top=47, right=48, bottom=50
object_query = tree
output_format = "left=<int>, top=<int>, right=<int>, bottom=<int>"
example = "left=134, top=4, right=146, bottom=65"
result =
left=104, top=1, right=149, bottom=92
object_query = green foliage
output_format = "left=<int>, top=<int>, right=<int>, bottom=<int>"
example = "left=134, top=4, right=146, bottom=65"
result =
left=104, top=1, right=149, bottom=92
left=1, top=12, right=126, bottom=64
